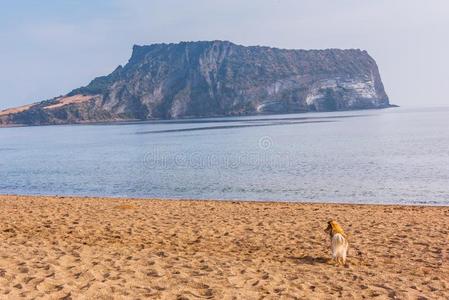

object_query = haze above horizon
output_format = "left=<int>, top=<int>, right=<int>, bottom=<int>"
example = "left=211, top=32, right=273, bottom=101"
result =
left=1, top=0, right=448, bottom=110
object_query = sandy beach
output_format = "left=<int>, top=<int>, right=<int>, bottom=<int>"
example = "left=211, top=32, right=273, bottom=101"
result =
left=0, top=195, right=448, bottom=299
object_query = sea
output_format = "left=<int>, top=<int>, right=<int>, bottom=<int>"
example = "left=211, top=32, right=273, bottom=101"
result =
left=1, top=107, right=449, bottom=205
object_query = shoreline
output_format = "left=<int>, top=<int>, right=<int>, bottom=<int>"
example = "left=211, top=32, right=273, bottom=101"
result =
left=2, top=193, right=449, bottom=207
left=0, top=106, right=397, bottom=129
left=1, top=195, right=448, bottom=298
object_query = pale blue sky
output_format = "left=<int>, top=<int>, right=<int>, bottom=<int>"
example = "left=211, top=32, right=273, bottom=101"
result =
left=1, top=0, right=448, bottom=109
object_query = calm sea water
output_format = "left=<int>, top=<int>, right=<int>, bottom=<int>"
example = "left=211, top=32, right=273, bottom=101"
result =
left=1, top=107, right=449, bottom=205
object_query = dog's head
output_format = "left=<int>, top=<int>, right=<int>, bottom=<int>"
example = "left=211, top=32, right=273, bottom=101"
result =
left=325, top=220, right=345, bottom=238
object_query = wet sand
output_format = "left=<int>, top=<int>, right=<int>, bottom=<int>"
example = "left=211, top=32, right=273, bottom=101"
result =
left=0, top=195, right=448, bottom=299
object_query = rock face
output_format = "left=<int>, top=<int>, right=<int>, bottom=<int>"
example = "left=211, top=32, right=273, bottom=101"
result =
left=0, top=41, right=391, bottom=126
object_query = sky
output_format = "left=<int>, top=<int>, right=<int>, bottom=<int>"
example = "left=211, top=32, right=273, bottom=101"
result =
left=1, top=0, right=448, bottom=110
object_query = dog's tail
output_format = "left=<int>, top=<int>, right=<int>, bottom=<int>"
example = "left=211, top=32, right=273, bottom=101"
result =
left=332, top=233, right=349, bottom=264
left=332, top=233, right=346, bottom=245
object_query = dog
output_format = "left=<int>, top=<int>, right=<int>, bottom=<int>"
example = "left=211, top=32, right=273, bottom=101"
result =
left=325, top=220, right=349, bottom=265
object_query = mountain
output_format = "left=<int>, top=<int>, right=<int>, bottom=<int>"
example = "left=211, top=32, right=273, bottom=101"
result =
left=0, top=41, right=391, bottom=126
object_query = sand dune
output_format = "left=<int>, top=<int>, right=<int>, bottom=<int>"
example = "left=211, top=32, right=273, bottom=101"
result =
left=0, top=195, right=448, bottom=299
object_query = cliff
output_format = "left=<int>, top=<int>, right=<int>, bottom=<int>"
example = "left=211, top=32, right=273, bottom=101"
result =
left=0, top=41, right=391, bottom=126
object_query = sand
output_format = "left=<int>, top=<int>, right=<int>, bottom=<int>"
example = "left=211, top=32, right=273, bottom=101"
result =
left=0, top=195, right=448, bottom=299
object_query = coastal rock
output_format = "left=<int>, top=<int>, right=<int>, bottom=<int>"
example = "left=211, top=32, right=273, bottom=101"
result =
left=0, top=41, right=391, bottom=126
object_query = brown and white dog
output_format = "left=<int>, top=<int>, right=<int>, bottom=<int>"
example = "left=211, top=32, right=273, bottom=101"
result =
left=325, top=220, right=349, bottom=265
